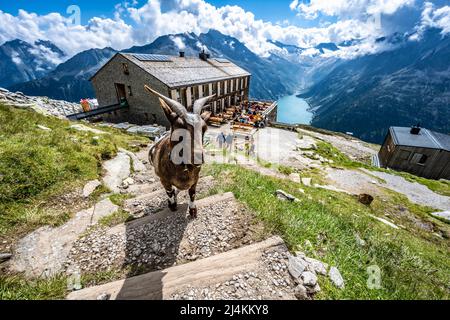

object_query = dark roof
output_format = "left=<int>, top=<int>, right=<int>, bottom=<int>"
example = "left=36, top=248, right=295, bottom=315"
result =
left=120, top=53, right=250, bottom=88
left=390, top=127, right=450, bottom=151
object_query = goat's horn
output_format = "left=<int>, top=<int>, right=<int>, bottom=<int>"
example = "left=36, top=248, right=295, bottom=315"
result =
left=193, top=94, right=217, bottom=115
left=144, top=85, right=187, bottom=118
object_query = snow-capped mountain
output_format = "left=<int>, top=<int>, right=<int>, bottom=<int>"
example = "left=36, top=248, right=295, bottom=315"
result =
left=0, top=39, right=65, bottom=88
left=300, top=28, right=450, bottom=143
left=11, top=30, right=304, bottom=102
left=9, top=47, right=117, bottom=102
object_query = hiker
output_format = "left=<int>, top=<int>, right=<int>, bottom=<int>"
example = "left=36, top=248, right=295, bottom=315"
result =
left=226, top=132, right=234, bottom=151
left=216, top=131, right=226, bottom=149
left=245, top=136, right=251, bottom=157
left=249, top=136, right=256, bottom=157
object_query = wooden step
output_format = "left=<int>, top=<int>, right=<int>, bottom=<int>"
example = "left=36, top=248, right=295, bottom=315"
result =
left=67, top=236, right=285, bottom=300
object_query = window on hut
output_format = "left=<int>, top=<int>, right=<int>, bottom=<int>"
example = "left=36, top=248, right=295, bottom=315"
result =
left=411, top=153, right=428, bottom=165
left=418, top=154, right=428, bottom=165
left=122, top=63, right=129, bottom=75
left=203, top=84, right=209, bottom=96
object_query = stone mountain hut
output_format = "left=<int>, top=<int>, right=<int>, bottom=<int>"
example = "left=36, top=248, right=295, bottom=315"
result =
left=89, top=51, right=251, bottom=127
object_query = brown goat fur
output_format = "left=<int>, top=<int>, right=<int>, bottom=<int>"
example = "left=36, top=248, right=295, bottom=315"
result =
left=144, top=85, right=214, bottom=218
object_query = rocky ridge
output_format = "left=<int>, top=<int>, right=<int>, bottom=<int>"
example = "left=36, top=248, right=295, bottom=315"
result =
left=0, top=87, right=81, bottom=117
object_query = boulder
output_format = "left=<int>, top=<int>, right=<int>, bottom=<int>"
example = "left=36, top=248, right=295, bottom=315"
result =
left=301, top=177, right=312, bottom=186
left=304, top=257, right=328, bottom=275
left=430, top=211, right=450, bottom=223
left=329, top=267, right=345, bottom=289
left=358, top=193, right=374, bottom=205
left=275, top=190, right=300, bottom=202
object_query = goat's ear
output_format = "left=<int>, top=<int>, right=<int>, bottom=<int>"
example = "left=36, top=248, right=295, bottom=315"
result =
left=159, top=98, right=178, bottom=123
left=201, top=111, right=211, bottom=122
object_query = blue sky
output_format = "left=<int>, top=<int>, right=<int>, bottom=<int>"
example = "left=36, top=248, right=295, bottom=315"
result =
left=0, top=0, right=448, bottom=58
left=0, top=0, right=329, bottom=27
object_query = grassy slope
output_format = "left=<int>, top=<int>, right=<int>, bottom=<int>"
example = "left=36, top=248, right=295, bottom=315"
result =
left=0, top=104, right=148, bottom=300
left=203, top=164, right=450, bottom=300
left=0, top=104, right=147, bottom=238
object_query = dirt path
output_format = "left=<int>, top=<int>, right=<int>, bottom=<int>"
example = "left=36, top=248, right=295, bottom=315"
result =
left=298, top=128, right=378, bottom=162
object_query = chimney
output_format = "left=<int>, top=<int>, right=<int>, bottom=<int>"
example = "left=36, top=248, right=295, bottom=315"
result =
left=410, top=123, right=421, bottom=135
left=179, top=51, right=185, bottom=58
left=199, top=49, right=208, bottom=61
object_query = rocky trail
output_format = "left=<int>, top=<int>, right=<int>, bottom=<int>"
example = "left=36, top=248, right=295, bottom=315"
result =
left=6, top=141, right=341, bottom=300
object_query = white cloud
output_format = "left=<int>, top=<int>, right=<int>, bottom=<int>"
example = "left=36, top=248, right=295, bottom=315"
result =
left=0, top=9, right=135, bottom=57
left=419, top=2, right=450, bottom=34
left=289, top=0, right=299, bottom=11
left=0, top=0, right=448, bottom=61
left=291, top=0, right=416, bottom=19
left=10, top=51, right=22, bottom=65
left=171, top=36, right=186, bottom=50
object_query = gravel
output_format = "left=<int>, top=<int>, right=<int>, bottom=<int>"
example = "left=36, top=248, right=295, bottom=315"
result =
left=363, top=169, right=450, bottom=211
left=65, top=198, right=263, bottom=276
left=170, top=247, right=298, bottom=300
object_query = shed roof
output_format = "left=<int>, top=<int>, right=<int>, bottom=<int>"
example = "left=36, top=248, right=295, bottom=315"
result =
left=390, top=127, right=450, bottom=151
left=119, top=53, right=250, bottom=88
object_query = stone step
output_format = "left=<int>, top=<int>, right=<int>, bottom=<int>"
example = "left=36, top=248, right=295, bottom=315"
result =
left=65, top=192, right=266, bottom=281
left=67, top=236, right=295, bottom=300
left=124, top=176, right=215, bottom=217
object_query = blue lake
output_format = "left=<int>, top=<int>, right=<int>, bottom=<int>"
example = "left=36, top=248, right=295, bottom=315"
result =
left=277, top=94, right=314, bottom=125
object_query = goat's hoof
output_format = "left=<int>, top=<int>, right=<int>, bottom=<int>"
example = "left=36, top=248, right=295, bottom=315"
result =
left=189, top=208, right=198, bottom=219
left=168, top=201, right=178, bottom=212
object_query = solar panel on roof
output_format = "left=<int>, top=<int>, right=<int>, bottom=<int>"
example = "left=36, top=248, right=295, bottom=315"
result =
left=132, top=54, right=172, bottom=62
left=214, top=58, right=230, bottom=63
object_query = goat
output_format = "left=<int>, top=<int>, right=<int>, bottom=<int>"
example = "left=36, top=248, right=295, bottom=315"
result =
left=144, top=85, right=215, bottom=218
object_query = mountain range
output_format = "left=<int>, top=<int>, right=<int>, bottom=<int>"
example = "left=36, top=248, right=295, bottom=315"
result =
left=2, top=28, right=449, bottom=144
left=9, top=30, right=304, bottom=102
left=0, top=39, right=65, bottom=88
left=300, top=28, right=450, bottom=143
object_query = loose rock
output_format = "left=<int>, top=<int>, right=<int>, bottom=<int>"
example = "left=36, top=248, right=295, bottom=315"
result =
left=329, top=267, right=345, bottom=289
left=301, top=271, right=318, bottom=287
left=83, top=180, right=102, bottom=198
left=288, top=255, right=308, bottom=279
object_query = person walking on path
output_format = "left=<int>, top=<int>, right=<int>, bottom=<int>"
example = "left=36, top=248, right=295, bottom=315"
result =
left=249, top=136, right=256, bottom=157
left=216, top=131, right=226, bottom=149
left=226, top=132, right=234, bottom=152
left=245, top=136, right=251, bottom=157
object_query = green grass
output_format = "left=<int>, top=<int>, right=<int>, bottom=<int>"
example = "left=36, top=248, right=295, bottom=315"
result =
left=99, top=209, right=133, bottom=227
left=278, top=165, right=294, bottom=176
left=313, top=141, right=371, bottom=169
left=0, top=273, right=67, bottom=300
left=0, top=104, right=147, bottom=238
left=109, top=193, right=133, bottom=207
left=202, top=163, right=450, bottom=300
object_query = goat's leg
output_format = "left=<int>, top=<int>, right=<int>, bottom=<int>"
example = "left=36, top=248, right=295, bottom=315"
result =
left=163, top=183, right=178, bottom=212
left=188, top=184, right=198, bottom=218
